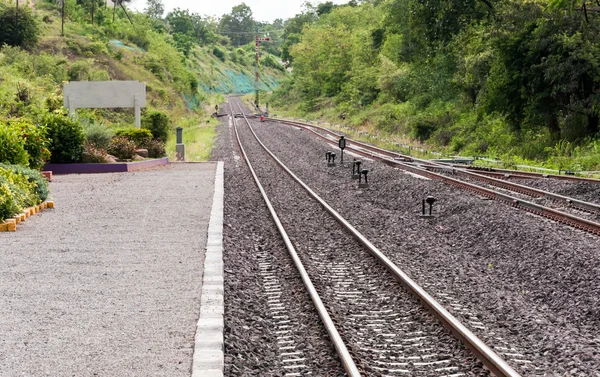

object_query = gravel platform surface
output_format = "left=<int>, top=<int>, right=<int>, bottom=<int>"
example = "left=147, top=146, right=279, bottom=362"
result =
left=213, top=101, right=344, bottom=376
left=0, top=163, right=215, bottom=377
left=235, top=113, right=489, bottom=376
left=248, top=115, right=600, bottom=375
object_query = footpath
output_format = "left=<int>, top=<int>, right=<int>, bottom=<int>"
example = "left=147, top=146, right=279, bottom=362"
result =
left=0, top=163, right=220, bottom=377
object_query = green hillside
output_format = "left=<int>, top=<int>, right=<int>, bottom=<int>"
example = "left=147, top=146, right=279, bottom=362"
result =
left=0, top=0, right=286, bottom=160
left=269, top=0, right=600, bottom=173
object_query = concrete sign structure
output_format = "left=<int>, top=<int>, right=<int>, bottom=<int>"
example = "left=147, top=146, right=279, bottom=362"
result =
left=63, top=81, right=147, bottom=128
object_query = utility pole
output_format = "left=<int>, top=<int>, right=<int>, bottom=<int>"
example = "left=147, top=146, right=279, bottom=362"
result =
left=254, top=35, right=271, bottom=109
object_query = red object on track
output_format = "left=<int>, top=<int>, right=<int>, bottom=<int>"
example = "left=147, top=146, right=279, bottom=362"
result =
left=260, top=115, right=265, bottom=122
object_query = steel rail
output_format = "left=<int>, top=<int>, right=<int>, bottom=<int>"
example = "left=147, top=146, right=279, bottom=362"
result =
left=230, top=105, right=362, bottom=377
left=277, top=118, right=600, bottom=235
left=465, top=165, right=600, bottom=183
left=277, top=118, right=600, bottom=183
left=282, top=120, right=600, bottom=208
left=237, top=100, right=521, bottom=377
left=421, top=165, right=600, bottom=213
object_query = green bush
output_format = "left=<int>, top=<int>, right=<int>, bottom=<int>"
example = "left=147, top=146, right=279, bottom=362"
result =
left=0, top=175, right=20, bottom=222
left=0, top=122, right=29, bottom=166
left=67, top=60, right=92, bottom=81
left=115, top=128, right=153, bottom=147
left=0, top=166, right=37, bottom=207
left=82, top=144, right=109, bottom=163
left=212, top=47, right=226, bottom=62
left=142, top=111, right=170, bottom=142
left=84, top=123, right=114, bottom=149
left=0, top=163, right=49, bottom=202
left=0, top=6, right=39, bottom=48
left=44, top=114, right=85, bottom=163
left=108, top=137, right=136, bottom=160
left=0, top=163, right=48, bottom=221
left=143, top=138, right=166, bottom=158
left=6, top=119, right=50, bottom=170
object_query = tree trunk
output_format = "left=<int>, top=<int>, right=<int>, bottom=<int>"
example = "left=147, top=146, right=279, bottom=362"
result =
left=547, top=112, right=561, bottom=140
left=587, top=113, right=599, bottom=136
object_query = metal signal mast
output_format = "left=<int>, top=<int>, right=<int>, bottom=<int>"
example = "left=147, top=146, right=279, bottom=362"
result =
left=255, top=35, right=271, bottom=109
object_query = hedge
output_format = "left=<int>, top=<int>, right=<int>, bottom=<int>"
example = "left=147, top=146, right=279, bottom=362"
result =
left=0, top=164, right=48, bottom=222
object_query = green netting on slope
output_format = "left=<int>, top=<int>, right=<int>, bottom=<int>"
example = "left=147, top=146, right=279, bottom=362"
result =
left=199, top=69, right=280, bottom=94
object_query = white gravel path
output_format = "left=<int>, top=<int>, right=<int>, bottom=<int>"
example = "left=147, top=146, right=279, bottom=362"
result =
left=0, top=163, right=216, bottom=377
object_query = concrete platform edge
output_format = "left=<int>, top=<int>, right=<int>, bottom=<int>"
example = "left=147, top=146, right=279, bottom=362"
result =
left=192, top=161, right=224, bottom=377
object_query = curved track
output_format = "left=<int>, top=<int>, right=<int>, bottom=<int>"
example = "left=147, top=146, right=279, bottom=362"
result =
left=232, top=98, right=521, bottom=377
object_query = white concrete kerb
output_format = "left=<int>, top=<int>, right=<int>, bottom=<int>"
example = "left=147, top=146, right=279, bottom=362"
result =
left=192, top=161, right=225, bottom=377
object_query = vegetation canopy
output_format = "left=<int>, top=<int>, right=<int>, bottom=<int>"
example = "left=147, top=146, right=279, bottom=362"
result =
left=271, top=0, right=600, bottom=172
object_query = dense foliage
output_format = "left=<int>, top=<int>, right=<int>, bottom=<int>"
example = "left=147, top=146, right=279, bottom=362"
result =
left=0, top=163, right=48, bottom=222
left=44, top=114, right=85, bottom=164
left=0, top=118, right=50, bottom=169
left=142, top=111, right=170, bottom=142
left=107, top=136, right=136, bottom=160
left=115, top=128, right=153, bottom=147
left=273, top=0, right=600, bottom=170
left=0, top=5, right=39, bottom=48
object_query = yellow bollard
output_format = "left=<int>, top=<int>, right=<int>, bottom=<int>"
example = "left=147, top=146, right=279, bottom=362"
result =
left=0, top=223, right=7, bottom=232
left=20, top=213, right=26, bottom=222
left=47, top=201, right=55, bottom=209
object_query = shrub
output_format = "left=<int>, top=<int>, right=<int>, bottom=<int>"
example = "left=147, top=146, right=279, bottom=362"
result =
left=0, top=175, right=20, bottom=222
left=67, top=60, right=92, bottom=81
left=85, top=123, right=114, bottom=150
left=0, top=163, right=49, bottom=202
left=212, top=47, right=226, bottom=61
left=81, top=144, right=109, bottom=163
left=108, top=137, right=136, bottom=160
left=0, top=122, right=29, bottom=166
left=0, top=6, right=39, bottom=48
left=142, top=138, right=166, bottom=158
left=44, top=114, right=85, bottom=163
left=115, top=128, right=152, bottom=147
left=6, top=119, right=50, bottom=170
left=142, top=111, right=170, bottom=142
left=0, top=166, right=37, bottom=208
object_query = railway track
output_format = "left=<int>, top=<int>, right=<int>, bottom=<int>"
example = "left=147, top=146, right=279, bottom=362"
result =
left=231, top=98, right=521, bottom=377
left=274, top=118, right=600, bottom=183
left=270, top=117, right=600, bottom=235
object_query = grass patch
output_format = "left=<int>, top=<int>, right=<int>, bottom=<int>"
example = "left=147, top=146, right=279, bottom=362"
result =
left=165, top=117, right=217, bottom=161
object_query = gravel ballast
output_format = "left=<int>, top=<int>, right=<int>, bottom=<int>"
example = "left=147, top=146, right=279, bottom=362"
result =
left=213, top=102, right=344, bottom=376
left=0, top=163, right=215, bottom=376
left=246, top=114, right=600, bottom=375
left=234, top=111, right=489, bottom=376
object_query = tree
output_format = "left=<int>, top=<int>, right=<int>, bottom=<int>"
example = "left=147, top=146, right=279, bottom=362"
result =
left=317, top=1, right=336, bottom=16
left=145, top=0, right=164, bottom=19
left=0, top=5, right=38, bottom=48
left=219, top=3, right=255, bottom=46
left=166, top=8, right=218, bottom=46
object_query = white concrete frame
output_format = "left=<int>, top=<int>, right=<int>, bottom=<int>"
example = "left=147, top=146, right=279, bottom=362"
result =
left=63, top=81, right=146, bottom=128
